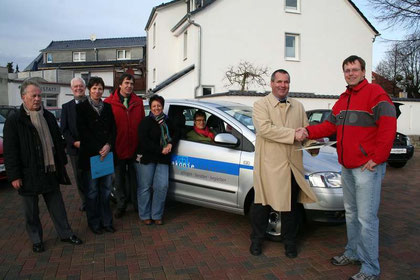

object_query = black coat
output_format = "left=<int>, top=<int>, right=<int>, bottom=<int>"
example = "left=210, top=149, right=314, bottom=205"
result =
left=4, top=105, right=71, bottom=196
left=76, top=100, right=115, bottom=171
left=137, top=115, right=179, bottom=165
left=61, top=99, right=79, bottom=156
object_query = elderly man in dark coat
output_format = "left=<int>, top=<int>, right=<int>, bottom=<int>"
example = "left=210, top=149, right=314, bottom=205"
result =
left=4, top=79, right=83, bottom=253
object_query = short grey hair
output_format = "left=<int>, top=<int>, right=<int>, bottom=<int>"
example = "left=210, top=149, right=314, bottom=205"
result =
left=20, top=79, right=41, bottom=97
left=70, top=77, right=86, bottom=87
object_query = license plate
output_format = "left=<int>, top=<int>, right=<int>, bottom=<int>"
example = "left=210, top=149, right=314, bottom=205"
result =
left=391, top=148, right=407, bottom=154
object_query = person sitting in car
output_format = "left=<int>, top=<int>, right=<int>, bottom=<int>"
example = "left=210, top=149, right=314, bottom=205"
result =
left=186, top=110, right=216, bottom=142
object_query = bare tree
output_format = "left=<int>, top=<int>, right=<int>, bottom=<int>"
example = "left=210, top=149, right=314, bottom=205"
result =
left=375, top=33, right=420, bottom=98
left=224, top=61, right=269, bottom=91
left=368, top=0, right=420, bottom=40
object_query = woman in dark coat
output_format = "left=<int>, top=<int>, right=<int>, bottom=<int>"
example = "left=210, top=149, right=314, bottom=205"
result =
left=77, top=77, right=116, bottom=234
left=136, top=95, right=179, bottom=225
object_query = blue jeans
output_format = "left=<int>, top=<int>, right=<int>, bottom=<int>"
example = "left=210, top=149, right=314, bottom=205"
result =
left=82, top=171, right=113, bottom=229
left=136, top=163, right=169, bottom=220
left=341, top=163, right=386, bottom=276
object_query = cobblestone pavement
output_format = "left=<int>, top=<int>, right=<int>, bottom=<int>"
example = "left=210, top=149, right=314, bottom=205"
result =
left=0, top=151, right=419, bottom=280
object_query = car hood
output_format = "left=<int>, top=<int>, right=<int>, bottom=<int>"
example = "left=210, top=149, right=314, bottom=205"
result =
left=303, top=146, right=341, bottom=174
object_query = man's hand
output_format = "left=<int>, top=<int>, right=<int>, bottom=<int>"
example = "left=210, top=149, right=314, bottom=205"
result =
left=73, top=141, right=80, bottom=149
left=361, top=159, right=377, bottom=171
left=12, top=179, right=22, bottom=190
left=99, top=143, right=111, bottom=161
left=295, top=127, right=308, bottom=142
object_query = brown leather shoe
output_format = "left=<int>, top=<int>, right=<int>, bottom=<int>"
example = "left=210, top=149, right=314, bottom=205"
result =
left=142, top=219, right=152, bottom=225
left=154, top=219, right=163, bottom=225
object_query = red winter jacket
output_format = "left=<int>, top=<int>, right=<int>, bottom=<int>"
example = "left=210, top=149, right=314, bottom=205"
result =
left=104, top=89, right=145, bottom=160
left=306, top=79, right=396, bottom=169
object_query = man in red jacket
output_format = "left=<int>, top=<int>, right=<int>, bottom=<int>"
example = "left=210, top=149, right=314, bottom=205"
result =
left=302, top=56, right=396, bottom=280
left=104, top=73, right=145, bottom=218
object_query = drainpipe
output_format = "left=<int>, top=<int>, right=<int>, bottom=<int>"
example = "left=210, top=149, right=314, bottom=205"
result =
left=188, top=15, right=202, bottom=98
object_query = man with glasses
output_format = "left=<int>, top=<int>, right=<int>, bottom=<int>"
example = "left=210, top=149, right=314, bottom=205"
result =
left=302, top=55, right=396, bottom=280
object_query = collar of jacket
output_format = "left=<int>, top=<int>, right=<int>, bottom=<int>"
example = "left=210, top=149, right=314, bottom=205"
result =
left=268, top=93, right=292, bottom=108
left=106, top=89, right=140, bottom=108
left=344, top=78, right=368, bottom=95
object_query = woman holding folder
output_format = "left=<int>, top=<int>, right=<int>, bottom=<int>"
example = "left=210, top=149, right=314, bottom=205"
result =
left=77, top=77, right=116, bottom=234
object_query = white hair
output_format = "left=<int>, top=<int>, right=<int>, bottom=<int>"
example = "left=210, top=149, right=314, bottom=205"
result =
left=70, top=77, right=86, bottom=87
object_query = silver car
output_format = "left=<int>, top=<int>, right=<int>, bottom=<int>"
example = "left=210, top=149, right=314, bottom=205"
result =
left=163, top=99, right=344, bottom=240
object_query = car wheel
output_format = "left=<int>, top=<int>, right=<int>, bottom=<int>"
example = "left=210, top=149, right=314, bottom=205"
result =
left=265, top=211, right=283, bottom=242
left=388, top=161, right=407, bottom=168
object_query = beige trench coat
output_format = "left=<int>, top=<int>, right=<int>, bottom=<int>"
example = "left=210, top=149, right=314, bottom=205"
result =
left=253, top=93, right=317, bottom=211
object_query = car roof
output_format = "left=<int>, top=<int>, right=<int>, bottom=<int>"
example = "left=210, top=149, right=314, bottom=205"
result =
left=166, top=99, right=250, bottom=108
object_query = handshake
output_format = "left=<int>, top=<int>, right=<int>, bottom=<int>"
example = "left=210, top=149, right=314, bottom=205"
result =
left=295, top=127, right=308, bottom=142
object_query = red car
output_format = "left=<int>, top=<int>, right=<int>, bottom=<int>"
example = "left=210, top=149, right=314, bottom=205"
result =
left=0, top=137, right=6, bottom=180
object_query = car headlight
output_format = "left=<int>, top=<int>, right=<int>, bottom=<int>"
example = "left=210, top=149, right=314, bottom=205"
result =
left=308, top=172, right=341, bottom=188
left=406, top=136, right=412, bottom=146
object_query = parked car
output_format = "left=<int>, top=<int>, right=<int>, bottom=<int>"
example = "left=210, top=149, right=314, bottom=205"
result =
left=0, top=105, right=19, bottom=119
left=46, top=107, right=62, bottom=125
left=0, top=114, right=5, bottom=137
left=116, top=100, right=344, bottom=240
left=306, top=102, right=414, bottom=168
left=0, top=137, right=6, bottom=180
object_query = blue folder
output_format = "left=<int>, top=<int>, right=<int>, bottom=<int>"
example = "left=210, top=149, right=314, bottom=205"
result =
left=90, top=152, right=114, bottom=179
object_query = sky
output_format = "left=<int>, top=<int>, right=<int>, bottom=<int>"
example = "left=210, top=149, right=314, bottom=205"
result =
left=0, top=0, right=410, bottom=71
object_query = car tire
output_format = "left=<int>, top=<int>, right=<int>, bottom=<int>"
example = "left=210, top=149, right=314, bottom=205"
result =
left=388, top=161, right=407, bottom=168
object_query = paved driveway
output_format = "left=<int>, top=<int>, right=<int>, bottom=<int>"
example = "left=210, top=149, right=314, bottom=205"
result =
left=0, top=151, right=419, bottom=280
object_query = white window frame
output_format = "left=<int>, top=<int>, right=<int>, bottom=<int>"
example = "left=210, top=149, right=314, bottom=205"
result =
left=183, top=31, right=188, bottom=60
left=73, top=52, right=86, bottom=62
left=285, top=0, right=300, bottom=13
left=153, top=22, right=156, bottom=48
left=117, top=49, right=131, bottom=60
left=46, top=53, right=53, bottom=63
left=285, top=33, right=300, bottom=61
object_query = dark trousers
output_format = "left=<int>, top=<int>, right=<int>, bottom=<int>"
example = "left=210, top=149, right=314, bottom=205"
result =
left=82, top=171, right=113, bottom=230
left=21, top=189, right=73, bottom=244
left=69, top=154, right=85, bottom=207
left=114, top=159, right=138, bottom=211
left=250, top=173, right=301, bottom=246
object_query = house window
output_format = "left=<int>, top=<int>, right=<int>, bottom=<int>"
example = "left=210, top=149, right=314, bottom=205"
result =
left=153, top=22, right=156, bottom=48
left=285, top=0, right=300, bottom=13
left=285, top=33, right=300, bottom=60
left=81, top=73, right=90, bottom=85
left=202, top=86, right=214, bottom=96
left=46, top=53, right=53, bottom=63
left=183, top=31, right=188, bottom=60
left=153, top=68, right=156, bottom=83
left=117, top=50, right=131, bottom=60
left=73, top=52, right=86, bottom=62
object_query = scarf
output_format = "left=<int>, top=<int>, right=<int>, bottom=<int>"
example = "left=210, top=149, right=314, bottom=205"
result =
left=87, top=95, right=104, bottom=115
left=24, top=105, right=56, bottom=172
left=149, top=111, right=172, bottom=147
left=194, top=126, right=215, bottom=140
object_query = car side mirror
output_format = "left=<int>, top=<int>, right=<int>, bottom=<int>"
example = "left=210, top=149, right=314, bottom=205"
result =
left=214, top=133, right=239, bottom=147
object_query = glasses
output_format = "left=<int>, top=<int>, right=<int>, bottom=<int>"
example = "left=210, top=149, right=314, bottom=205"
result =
left=344, top=68, right=361, bottom=74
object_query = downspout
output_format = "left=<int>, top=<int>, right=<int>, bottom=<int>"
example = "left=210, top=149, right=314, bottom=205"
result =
left=187, top=15, right=202, bottom=98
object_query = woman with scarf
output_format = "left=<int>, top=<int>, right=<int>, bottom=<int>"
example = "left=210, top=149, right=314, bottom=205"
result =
left=186, top=110, right=215, bottom=142
left=136, top=95, right=179, bottom=225
left=77, top=77, right=116, bottom=234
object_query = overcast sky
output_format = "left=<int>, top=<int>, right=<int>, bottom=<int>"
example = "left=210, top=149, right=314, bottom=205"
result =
left=0, top=0, right=409, bottom=71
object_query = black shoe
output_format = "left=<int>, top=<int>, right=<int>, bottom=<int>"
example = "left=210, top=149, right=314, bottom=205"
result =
left=114, top=209, right=125, bottom=219
left=61, top=235, right=83, bottom=245
left=90, top=227, right=103, bottom=235
left=103, top=226, right=116, bottom=233
left=249, top=242, right=262, bottom=256
left=33, top=242, right=45, bottom=253
left=285, top=244, right=298, bottom=258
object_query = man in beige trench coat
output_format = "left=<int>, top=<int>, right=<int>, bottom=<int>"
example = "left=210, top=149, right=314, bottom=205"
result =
left=249, top=69, right=317, bottom=258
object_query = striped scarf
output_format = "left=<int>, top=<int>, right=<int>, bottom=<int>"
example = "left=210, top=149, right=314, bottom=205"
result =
left=149, top=111, right=172, bottom=147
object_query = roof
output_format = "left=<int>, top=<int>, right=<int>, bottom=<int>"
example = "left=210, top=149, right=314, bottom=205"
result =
left=146, top=0, right=378, bottom=35
left=24, top=53, right=43, bottom=71
left=151, top=64, right=195, bottom=93
left=41, top=37, right=146, bottom=52
left=198, top=90, right=340, bottom=99
left=37, top=59, right=144, bottom=70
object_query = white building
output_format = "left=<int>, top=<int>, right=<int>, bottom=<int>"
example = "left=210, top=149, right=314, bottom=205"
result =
left=145, top=0, right=379, bottom=98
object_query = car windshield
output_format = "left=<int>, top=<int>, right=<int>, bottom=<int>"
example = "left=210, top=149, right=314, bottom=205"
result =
left=218, top=105, right=255, bottom=132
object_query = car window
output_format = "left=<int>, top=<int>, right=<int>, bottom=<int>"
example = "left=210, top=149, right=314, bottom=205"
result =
left=0, top=114, right=5, bottom=123
left=308, top=112, right=324, bottom=124
left=218, top=106, right=254, bottom=133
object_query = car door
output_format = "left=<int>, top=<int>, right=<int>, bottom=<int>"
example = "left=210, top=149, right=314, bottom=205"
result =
left=168, top=105, right=241, bottom=209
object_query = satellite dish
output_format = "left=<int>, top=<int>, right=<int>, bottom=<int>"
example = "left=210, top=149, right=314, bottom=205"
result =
left=90, top=34, right=97, bottom=42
